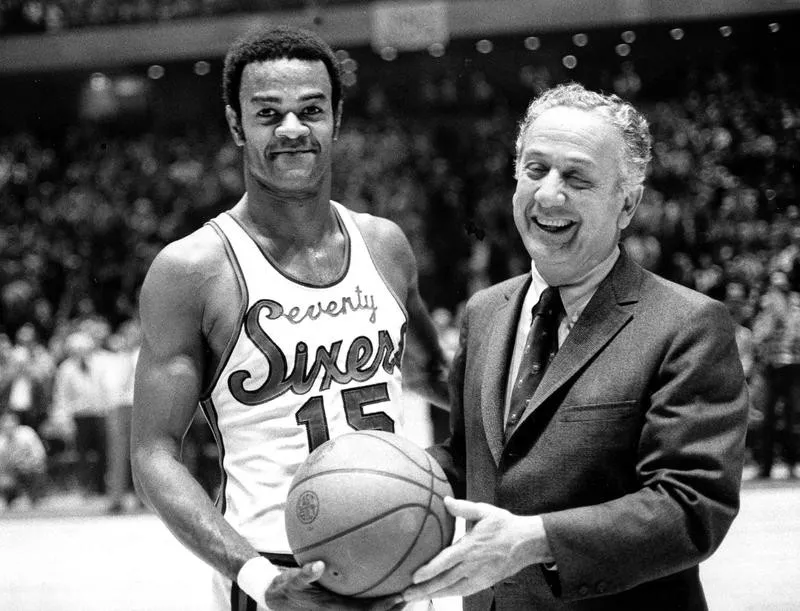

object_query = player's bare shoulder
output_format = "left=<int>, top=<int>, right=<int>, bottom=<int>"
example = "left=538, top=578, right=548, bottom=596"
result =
left=140, top=223, right=241, bottom=344
left=346, top=207, right=416, bottom=299
left=142, top=224, right=229, bottom=304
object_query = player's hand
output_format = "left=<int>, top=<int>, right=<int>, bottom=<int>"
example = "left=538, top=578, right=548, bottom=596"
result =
left=402, top=497, right=553, bottom=601
left=265, top=561, right=406, bottom=610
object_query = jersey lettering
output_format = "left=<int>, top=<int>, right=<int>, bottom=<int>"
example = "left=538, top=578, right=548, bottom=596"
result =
left=258, top=287, right=379, bottom=324
left=228, top=298, right=406, bottom=405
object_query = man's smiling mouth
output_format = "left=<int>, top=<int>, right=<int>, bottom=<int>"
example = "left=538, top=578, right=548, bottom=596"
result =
left=534, top=216, right=576, bottom=233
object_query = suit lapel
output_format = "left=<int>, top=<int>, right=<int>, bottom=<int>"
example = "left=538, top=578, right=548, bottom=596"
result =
left=482, top=276, right=529, bottom=466
left=506, top=250, right=643, bottom=443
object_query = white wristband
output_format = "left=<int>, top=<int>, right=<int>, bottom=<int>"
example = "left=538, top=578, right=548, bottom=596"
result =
left=237, top=556, right=281, bottom=604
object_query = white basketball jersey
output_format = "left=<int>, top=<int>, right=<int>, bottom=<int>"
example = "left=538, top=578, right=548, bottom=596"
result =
left=200, top=202, right=408, bottom=555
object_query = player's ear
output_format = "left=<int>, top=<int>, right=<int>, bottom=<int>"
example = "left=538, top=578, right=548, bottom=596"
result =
left=225, top=105, right=245, bottom=146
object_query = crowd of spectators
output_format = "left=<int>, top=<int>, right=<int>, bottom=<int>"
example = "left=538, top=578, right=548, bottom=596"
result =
left=3, top=28, right=800, bottom=513
left=0, top=0, right=374, bottom=34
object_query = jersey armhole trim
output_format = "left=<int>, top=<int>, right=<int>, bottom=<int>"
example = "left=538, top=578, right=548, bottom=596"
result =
left=198, top=396, right=227, bottom=513
left=336, top=202, right=409, bottom=322
left=199, top=219, right=249, bottom=402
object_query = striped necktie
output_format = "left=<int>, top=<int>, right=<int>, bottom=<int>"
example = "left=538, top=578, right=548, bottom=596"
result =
left=505, top=286, right=563, bottom=440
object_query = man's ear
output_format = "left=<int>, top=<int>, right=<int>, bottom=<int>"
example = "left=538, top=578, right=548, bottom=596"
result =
left=225, top=105, right=245, bottom=146
left=617, top=185, right=644, bottom=231
left=332, top=101, right=343, bottom=140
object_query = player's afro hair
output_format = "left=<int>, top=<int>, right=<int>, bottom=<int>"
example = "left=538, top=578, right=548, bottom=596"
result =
left=222, top=25, right=342, bottom=120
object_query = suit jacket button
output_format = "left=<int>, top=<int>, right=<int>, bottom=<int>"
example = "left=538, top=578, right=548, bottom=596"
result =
left=596, top=581, right=607, bottom=594
left=578, top=585, right=589, bottom=596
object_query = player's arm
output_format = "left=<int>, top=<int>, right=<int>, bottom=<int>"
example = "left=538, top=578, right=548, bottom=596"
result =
left=403, top=258, right=450, bottom=409
left=359, top=214, right=449, bottom=408
left=131, top=239, right=263, bottom=582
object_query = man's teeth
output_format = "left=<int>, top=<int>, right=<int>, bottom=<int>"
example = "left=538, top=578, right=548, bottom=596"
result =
left=537, top=218, right=572, bottom=228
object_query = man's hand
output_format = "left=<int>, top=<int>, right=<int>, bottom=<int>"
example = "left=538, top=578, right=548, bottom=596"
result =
left=265, top=561, right=406, bottom=610
left=402, top=497, right=554, bottom=601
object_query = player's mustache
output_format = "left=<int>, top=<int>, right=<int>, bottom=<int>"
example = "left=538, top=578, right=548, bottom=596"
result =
left=267, top=140, right=317, bottom=155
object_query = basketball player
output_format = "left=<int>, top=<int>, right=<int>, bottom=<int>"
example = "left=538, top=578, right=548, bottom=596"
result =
left=131, top=26, right=448, bottom=611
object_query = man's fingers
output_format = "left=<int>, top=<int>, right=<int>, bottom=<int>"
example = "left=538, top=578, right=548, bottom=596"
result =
left=404, top=567, right=465, bottom=602
left=411, top=540, right=463, bottom=584
left=411, top=576, right=473, bottom=601
left=444, top=496, right=490, bottom=521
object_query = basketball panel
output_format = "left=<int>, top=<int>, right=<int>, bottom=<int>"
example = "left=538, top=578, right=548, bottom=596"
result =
left=294, top=505, right=431, bottom=597
left=286, top=470, right=433, bottom=552
left=358, top=507, right=454, bottom=597
left=289, top=431, right=443, bottom=493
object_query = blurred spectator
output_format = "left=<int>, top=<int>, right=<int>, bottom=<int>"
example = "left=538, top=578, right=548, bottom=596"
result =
left=751, top=272, right=800, bottom=479
left=613, top=61, right=642, bottom=100
left=100, top=319, right=141, bottom=513
left=725, top=280, right=762, bottom=466
left=0, top=323, right=55, bottom=431
left=0, top=410, right=48, bottom=509
left=429, top=307, right=460, bottom=443
left=725, top=281, right=756, bottom=381
left=49, top=331, right=110, bottom=495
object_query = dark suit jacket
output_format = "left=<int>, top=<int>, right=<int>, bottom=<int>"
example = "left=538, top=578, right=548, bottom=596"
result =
left=430, top=249, right=749, bottom=611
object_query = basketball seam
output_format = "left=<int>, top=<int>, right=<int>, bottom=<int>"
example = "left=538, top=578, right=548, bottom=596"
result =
left=355, top=450, right=441, bottom=598
left=349, top=431, right=450, bottom=484
left=291, top=502, right=434, bottom=555
left=288, top=468, right=449, bottom=501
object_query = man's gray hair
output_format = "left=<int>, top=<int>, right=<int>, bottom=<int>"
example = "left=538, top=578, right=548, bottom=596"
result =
left=515, top=83, right=652, bottom=192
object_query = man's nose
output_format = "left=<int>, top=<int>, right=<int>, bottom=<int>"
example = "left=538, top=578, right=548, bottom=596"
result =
left=535, top=170, right=565, bottom=207
left=274, top=112, right=310, bottom=140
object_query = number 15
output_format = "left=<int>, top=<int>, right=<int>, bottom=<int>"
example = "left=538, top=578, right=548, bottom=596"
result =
left=295, top=382, right=395, bottom=452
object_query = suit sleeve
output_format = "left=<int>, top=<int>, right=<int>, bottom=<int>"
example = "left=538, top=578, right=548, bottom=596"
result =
left=541, top=299, right=749, bottom=601
left=427, top=303, right=469, bottom=499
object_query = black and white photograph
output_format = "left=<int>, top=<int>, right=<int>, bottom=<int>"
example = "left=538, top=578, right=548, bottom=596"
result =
left=1, top=1, right=798, bottom=609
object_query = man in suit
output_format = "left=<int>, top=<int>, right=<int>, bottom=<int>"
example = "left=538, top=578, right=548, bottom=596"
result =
left=402, top=83, right=749, bottom=610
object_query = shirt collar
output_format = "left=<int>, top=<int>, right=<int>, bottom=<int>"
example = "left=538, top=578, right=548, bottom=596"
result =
left=530, top=245, right=620, bottom=326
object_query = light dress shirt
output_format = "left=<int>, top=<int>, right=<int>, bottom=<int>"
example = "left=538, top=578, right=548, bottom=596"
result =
left=504, top=247, right=621, bottom=422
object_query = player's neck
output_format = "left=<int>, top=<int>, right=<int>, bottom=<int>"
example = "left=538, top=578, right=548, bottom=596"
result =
left=241, top=176, right=334, bottom=237
left=234, top=191, right=337, bottom=246
left=232, top=193, right=346, bottom=284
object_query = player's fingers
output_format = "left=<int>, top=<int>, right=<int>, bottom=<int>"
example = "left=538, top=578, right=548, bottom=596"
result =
left=443, top=496, right=489, bottom=520
left=364, top=594, right=406, bottom=611
left=295, top=560, right=325, bottom=584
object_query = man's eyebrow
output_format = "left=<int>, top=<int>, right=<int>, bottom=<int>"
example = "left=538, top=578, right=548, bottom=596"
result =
left=522, top=150, right=596, bottom=167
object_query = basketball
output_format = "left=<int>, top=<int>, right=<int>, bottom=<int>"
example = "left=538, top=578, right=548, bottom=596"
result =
left=285, top=430, right=455, bottom=598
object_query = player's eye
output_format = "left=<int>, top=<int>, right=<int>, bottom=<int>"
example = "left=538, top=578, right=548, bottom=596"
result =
left=256, top=108, right=278, bottom=120
left=302, top=106, right=323, bottom=117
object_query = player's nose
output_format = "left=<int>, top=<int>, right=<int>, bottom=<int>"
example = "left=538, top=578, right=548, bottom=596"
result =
left=274, top=112, right=310, bottom=140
